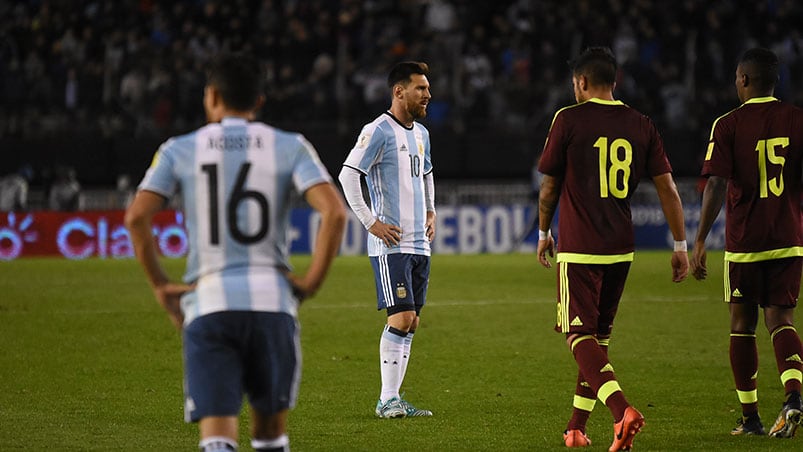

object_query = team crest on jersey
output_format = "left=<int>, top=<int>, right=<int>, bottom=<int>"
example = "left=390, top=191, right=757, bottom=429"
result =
left=396, top=283, right=407, bottom=299
left=357, top=133, right=371, bottom=148
left=417, top=141, right=424, bottom=155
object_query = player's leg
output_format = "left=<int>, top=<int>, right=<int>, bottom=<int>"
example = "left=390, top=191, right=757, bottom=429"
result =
left=245, top=312, right=300, bottom=451
left=371, top=254, right=416, bottom=418
left=184, top=312, right=248, bottom=451
left=199, top=417, right=239, bottom=451
left=397, top=255, right=432, bottom=416
left=726, top=261, right=765, bottom=435
left=763, top=257, right=803, bottom=438
left=559, top=262, right=642, bottom=450
left=249, top=410, right=289, bottom=452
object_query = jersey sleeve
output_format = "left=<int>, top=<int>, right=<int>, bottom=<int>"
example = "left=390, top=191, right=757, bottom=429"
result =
left=138, top=139, right=179, bottom=198
left=538, top=110, right=568, bottom=176
left=422, top=126, right=433, bottom=174
left=702, top=114, right=734, bottom=178
left=343, top=123, right=385, bottom=174
left=292, top=135, right=333, bottom=193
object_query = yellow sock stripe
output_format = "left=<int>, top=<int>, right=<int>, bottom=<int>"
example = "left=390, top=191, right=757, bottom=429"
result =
left=598, top=380, right=622, bottom=405
left=781, top=369, right=803, bottom=385
left=597, top=338, right=610, bottom=347
left=771, top=325, right=797, bottom=341
left=729, top=333, right=756, bottom=338
left=559, top=261, right=570, bottom=332
left=570, top=335, right=597, bottom=352
left=723, top=259, right=730, bottom=302
left=573, top=395, right=596, bottom=412
left=736, top=389, right=758, bottom=404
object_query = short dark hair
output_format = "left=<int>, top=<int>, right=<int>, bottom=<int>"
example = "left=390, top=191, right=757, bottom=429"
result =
left=570, top=47, right=618, bottom=87
left=206, top=53, right=264, bottom=111
left=739, top=47, right=779, bottom=91
left=387, top=61, right=429, bottom=88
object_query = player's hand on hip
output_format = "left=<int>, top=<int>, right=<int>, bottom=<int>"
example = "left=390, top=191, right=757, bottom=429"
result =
left=369, top=220, right=402, bottom=247
left=286, top=272, right=318, bottom=302
left=671, top=250, right=689, bottom=282
left=537, top=236, right=555, bottom=268
left=153, top=282, right=190, bottom=330
left=425, top=211, right=436, bottom=242
left=690, top=241, right=707, bottom=280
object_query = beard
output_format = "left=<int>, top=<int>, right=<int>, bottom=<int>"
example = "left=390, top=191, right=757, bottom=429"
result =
left=409, top=102, right=428, bottom=120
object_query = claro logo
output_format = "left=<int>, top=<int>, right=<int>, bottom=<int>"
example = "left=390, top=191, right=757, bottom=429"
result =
left=0, top=213, right=38, bottom=260
left=0, top=212, right=188, bottom=260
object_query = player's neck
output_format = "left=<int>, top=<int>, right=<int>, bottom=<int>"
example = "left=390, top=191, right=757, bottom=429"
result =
left=387, top=107, right=414, bottom=128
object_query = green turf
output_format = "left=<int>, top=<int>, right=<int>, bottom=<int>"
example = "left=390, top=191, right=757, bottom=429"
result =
left=0, top=252, right=797, bottom=450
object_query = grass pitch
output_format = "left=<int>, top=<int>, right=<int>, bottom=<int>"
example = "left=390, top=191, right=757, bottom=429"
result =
left=0, top=252, right=797, bottom=450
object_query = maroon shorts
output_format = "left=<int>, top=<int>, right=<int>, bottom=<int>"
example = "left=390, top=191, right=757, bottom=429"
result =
left=725, top=257, right=802, bottom=308
left=555, top=261, right=631, bottom=335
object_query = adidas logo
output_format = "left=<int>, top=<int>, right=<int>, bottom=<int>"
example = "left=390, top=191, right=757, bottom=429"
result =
left=732, top=288, right=743, bottom=297
left=400, top=144, right=407, bottom=153
left=600, top=363, right=614, bottom=373
left=570, top=316, right=584, bottom=326
left=786, top=354, right=803, bottom=363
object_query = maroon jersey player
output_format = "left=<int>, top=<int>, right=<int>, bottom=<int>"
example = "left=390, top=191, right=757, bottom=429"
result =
left=692, top=47, right=803, bottom=438
left=537, top=47, right=688, bottom=451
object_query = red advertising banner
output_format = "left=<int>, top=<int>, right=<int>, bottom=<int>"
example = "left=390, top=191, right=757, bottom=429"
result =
left=0, top=211, right=188, bottom=260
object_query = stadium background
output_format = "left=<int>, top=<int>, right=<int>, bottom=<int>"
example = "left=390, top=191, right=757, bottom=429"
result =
left=0, top=0, right=801, bottom=248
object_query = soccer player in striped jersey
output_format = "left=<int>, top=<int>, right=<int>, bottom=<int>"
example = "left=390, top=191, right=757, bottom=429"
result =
left=125, top=53, right=346, bottom=452
left=338, top=61, right=436, bottom=419
left=536, top=47, right=689, bottom=450
left=692, top=47, right=803, bottom=438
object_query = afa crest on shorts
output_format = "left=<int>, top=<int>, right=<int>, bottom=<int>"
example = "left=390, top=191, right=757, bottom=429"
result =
left=396, top=283, right=407, bottom=299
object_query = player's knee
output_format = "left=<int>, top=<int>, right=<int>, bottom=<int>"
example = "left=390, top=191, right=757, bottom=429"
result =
left=387, top=310, right=416, bottom=331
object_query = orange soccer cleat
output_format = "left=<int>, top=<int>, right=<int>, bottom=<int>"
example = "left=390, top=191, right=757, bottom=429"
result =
left=609, top=406, right=645, bottom=451
left=563, top=429, right=592, bottom=447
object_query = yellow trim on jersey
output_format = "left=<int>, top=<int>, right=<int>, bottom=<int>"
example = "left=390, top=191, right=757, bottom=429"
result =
left=557, top=252, right=634, bottom=264
left=547, top=98, right=626, bottom=130
left=586, top=98, right=625, bottom=106
left=736, top=389, right=758, bottom=404
left=573, top=395, right=597, bottom=412
left=743, top=96, right=779, bottom=105
left=705, top=97, right=779, bottom=161
left=570, top=335, right=597, bottom=352
left=598, top=380, right=622, bottom=405
left=781, top=369, right=803, bottom=385
left=725, top=246, right=803, bottom=263
left=771, top=325, right=797, bottom=341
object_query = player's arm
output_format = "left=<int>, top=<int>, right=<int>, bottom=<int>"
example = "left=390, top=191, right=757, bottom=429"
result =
left=288, top=182, right=347, bottom=300
left=536, top=174, right=561, bottom=268
left=424, top=171, right=436, bottom=241
left=338, top=165, right=401, bottom=247
left=691, top=175, right=727, bottom=280
left=653, top=172, right=689, bottom=282
left=124, top=190, right=190, bottom=329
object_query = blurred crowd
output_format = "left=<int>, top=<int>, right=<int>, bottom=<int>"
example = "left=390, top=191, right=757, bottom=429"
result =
left=1, top=0, right=803, bottom=152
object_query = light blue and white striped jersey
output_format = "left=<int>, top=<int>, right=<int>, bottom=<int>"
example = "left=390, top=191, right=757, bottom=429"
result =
left=138, top=117, right=332, bottom=324
left=343, top=112, right=432, bottom=256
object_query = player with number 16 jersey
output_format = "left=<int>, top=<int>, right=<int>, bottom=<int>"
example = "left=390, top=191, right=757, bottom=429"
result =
left=139, top=118, right=333, bottom=325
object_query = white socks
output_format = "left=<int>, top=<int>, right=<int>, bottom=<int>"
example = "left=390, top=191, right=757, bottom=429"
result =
left=379, top=325, right=407, bottom=402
